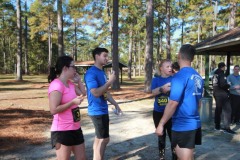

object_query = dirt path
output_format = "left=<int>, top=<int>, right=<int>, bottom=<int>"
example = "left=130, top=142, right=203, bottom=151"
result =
left=1, top=99, right=240, bottom=160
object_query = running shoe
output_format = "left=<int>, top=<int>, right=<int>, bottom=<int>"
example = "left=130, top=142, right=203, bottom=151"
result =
left=214, top=126, right=222, bottom=131
left=222, top=128, right=236, bottom=135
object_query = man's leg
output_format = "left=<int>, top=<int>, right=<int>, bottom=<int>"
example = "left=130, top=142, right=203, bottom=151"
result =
left=93, top=137, right=109, bottom=160
left=235, top=96, right=240, bottom=123
left=231, top=94, right=240, bottom=123
left=171, top=128, right=201, bottom=160
left=90, top=114, right=110, bottom=160
left=175, top=145, right=194, bottom=160
left=230, top=94, right=236, bottom=123
left=214, top=96, right=223, bottom=129
left=222, top=97, right=231, bottom=129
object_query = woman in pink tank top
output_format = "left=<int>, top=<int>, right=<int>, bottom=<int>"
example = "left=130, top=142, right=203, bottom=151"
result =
left=48, top=56, right=86, bottom=160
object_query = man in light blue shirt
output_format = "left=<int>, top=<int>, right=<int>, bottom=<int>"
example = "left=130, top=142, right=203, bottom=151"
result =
left=227, top=65, right=240, bottom=125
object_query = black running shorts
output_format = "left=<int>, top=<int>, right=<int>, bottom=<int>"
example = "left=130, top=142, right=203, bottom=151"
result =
left=51, top=127, right=84, bottom=148
left=171, top=127, right=202, bottom=149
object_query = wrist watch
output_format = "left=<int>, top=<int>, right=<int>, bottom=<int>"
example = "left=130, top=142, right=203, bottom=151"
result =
left=159, top=87, right=163, bottom=93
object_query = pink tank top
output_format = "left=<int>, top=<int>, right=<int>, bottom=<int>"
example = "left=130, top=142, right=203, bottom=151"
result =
left=48, top=79, right=81, bottom=131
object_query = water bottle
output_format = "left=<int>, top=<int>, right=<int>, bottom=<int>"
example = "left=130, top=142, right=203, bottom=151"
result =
left=112, top=108, right=123, bottom=116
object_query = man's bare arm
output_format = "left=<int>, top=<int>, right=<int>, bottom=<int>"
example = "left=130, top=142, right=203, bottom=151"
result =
left=155, top=100, right=178, bottom=136
left=159, top=100, right=178, bottom=125
left=90, top=71, right=116, bottom=97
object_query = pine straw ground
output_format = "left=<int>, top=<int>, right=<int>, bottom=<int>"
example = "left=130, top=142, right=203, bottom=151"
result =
left=0, top=75, right=151, bottom=153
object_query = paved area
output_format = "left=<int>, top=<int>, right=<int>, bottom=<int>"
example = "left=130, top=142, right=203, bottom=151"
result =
left=1, top=99, right=240, bottom=160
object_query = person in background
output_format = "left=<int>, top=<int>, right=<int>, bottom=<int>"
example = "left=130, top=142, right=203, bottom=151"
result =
left=48, top=56, right=86, bottom=160
left=227, top=65, right=240, bottom=125
left=212, top=62, right=236, bottom=134
left=156, top=44, right=204, bottom=160
left=151, top=59, right=176, bottom=160
left=84, top=47, right=122, bottom=160
left=172, top=62, right=180, bottom=75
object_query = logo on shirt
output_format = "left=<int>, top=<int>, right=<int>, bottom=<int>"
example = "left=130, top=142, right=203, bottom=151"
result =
left=212, top=74, right=218, bottom=87
left=191, top=74, right=203, bottom=96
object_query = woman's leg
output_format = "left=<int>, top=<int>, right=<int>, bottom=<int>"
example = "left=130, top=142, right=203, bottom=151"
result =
left=55, top=143, right=72, bottom=160
left=72, top=143, right=86, bottom=160
left=153, top=111, right=166, bottom=159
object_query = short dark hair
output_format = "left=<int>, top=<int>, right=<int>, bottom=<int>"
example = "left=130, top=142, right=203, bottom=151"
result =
left=179, top=44, right=196, bottom=62
left=172, top=62, right=180, bottom=71
left=92, top=47, right=109, bottom=60
left=234, top=65, right=239, bottom=68
left=218, top=62, right=226, bottom=69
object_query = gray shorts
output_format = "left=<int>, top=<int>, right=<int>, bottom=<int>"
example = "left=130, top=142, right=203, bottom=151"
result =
left=90, top=114, right=109, bottom=139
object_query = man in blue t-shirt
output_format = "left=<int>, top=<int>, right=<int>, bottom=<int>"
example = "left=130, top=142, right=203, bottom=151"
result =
left=156, top=44, right=204, bottom=160
left=84, top=47, right=122, bottom=160
left=227, top=65, right=240, bottom=125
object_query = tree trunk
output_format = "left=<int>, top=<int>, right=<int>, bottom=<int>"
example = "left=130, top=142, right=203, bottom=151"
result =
left=138, top=41, right=141, bottom=76
left=16, top=0, right=23, bottom=81
left=3, top=36, right=6, bottom=74
left=160, top=26, right=163, bottom=59
left=57, top=0, right=64, bottom=56
left=133, top=40, right=137, bottom=78
left=111, top=0, right=119, bottom=90
left=212, top=0, right=218, bottom=36
left=197, top=20, right=202, bottom=74
left=3, top=13, right=7, bottom=73
left=229, top=2, right=236, bottom=29
left=211, top=1, right=218, bottom=71
left=74, top=18, right=77, bottom=61
left=128, top=28, right=133, bottom=80
left=181, top=18, right=184, bottom=45
left=166, top=0, right=171, bottom=59
left=24, top=0, right=29, bottom=75
left=106, top=0, right=112, bottom=52
left=144, top=0, right=153, bottom=93
left=157, top=13, right=162, bottom=64
left=48, top=11, right=53, bottom=71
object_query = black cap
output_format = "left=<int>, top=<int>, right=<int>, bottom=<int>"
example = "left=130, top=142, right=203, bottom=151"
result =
left=218, top=62, right=226, bottom=69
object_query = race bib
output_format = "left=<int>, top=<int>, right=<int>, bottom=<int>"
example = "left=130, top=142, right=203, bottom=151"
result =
left=103, top=92, right=108, bottom=100
left=157, top=96, right=168, bottom=106
left=72, top=107, right=81, bottom=122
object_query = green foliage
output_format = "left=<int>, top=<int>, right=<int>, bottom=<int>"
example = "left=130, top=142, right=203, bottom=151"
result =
left=0, top=0, right=239, bottom=74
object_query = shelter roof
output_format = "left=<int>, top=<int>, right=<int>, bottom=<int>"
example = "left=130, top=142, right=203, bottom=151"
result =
left=75, top=60, right=127, bottom=68
left=75, top=60, right=94, bottom=67
left=195, top=27, right=240, bottom=55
